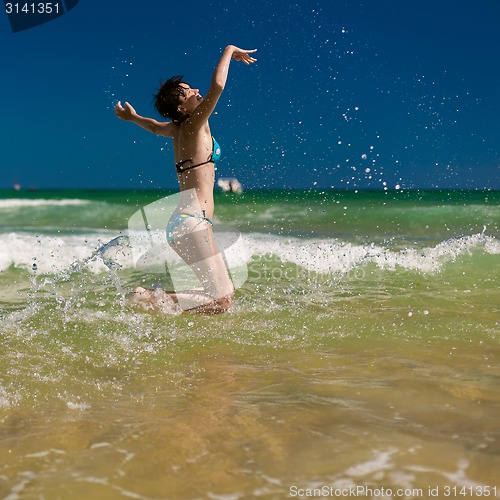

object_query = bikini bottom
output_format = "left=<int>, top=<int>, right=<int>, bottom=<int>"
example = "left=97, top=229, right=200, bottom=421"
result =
left=166, top=211, right=213, bottom=244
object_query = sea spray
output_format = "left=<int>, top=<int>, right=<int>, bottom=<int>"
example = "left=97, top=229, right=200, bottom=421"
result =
left=19, top=235, right=137, bottom=325
left=1, top=189, right=499, bottom=499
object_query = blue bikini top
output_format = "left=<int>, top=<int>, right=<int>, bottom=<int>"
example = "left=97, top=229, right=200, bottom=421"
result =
left=175, top=136, right=221, bottom=173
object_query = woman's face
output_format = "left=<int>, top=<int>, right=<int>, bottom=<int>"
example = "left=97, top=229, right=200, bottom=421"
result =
left=177, top=83, right=202, bottom=115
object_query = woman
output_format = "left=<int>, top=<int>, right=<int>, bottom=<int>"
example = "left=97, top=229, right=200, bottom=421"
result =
left=114, top=45, right=257, bottom=314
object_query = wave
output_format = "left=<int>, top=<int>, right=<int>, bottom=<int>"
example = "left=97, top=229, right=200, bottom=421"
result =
left=0, top=231, right=118, bottom=273
left=244, top=232, right=500, bottom=275
left=0, top=199, right=91, bottom=209
left=0, top=199, right=131, bottom=231
left=0, top=230, right=498, bottom=276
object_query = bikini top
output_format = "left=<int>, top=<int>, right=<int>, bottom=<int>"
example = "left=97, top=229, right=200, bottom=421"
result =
left=175, top=136, right=221, bottom=174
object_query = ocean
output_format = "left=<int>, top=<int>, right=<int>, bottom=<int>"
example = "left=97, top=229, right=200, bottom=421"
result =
left=1, top=188, right=499, bottom=499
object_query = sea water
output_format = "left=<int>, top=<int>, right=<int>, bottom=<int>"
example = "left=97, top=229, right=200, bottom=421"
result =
left=0, top=189, right=499, bottom=499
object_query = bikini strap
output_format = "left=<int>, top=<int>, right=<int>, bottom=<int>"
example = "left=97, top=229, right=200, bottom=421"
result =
left=175, top=137, right=219, bottom=173
left=201, top=209, right=213, bottom=225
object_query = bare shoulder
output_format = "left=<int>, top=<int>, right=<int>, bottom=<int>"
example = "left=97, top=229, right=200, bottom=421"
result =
left=155, top=121, right=177, bottom=137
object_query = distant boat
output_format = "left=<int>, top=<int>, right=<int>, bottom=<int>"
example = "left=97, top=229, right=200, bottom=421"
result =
left=13, top=183, right=38, bottom=191
left=217, top=177, right=243, bottom=194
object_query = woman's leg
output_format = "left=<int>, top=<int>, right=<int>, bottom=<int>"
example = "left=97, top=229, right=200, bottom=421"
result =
left=132, top=217, right=234, bottom=314
left=168, top=217, right=234, bottom=311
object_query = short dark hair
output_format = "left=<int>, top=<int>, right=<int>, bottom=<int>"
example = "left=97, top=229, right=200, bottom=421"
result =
left=153, top=75, right=189, bottom=124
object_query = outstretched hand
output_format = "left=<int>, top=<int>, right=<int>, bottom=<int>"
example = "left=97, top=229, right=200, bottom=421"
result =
left=114, top=101, right=137, bottom=121
left=231, top=47, right=257, bottom=65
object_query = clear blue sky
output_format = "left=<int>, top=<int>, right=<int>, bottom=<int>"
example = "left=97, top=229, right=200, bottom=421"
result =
left=1, top=0, right=499, bottom=190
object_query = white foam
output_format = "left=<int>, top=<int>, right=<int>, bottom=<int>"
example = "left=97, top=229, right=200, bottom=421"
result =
left=0, top=232, right=113, bottom=272
left=345, top=447, right=398, bottom=477
left=67, top=401, right=91, bottom=411
left=0, top=231, right=498, bottom=275
left=0, top=199, right=91, bottom=209
left=243, top=232, right=499, bottom=275
left=0, top=384, right=19, bottom=409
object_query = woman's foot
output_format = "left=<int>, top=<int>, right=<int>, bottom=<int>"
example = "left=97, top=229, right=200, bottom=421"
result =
left=130, top=286, right=181, bottom=313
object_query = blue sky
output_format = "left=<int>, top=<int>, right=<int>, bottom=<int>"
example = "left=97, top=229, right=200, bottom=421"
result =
left=1, top=0, right=499, bottom=190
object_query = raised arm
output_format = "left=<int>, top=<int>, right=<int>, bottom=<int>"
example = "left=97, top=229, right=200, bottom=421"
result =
left=114, top=101, right=175, bottom=137
left=187, top=45, right=257, bottom=129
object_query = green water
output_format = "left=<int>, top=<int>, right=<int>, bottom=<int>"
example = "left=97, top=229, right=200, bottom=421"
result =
left=1, top=189, right=499, bottom=498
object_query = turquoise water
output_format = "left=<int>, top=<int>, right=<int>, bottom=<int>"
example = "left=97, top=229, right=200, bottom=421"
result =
left=1, top=189, right=499, bottom=498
